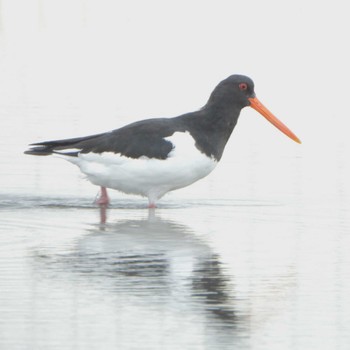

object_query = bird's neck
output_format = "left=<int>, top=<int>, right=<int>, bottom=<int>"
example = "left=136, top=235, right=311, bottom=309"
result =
left=184, top=104, right=241, bottom=161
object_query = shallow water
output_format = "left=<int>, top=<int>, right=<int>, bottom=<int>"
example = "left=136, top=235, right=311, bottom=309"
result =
left=1, top=189, right=350, bottom=349
left=1, top=2, right=350, bottom=349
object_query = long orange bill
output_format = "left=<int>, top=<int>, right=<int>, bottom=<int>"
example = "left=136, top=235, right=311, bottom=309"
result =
left=248, top=97, right=301, bottom=144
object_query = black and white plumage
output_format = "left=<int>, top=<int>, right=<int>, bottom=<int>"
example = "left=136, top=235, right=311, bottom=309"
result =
left=25, top=74, right=301, bottom=207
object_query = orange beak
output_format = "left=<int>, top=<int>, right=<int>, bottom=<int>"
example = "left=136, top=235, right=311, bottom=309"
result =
left=248, top=97, right=301, bottom=144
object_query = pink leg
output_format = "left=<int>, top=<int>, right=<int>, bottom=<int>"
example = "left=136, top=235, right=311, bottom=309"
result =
left=95, top=187, right=110, bottom=206
left=148, top=201, right=157, bottom=209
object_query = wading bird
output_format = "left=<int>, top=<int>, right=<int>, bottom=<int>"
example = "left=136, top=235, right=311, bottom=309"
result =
left=25, top=74, right=301, bottom=210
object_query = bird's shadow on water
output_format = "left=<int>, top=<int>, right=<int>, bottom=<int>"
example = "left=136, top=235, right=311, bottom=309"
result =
left=31, top=207, right=245, bottom=333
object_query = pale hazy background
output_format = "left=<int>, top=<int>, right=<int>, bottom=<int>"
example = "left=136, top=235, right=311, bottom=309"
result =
left=0, top=0, right=349, bottom=203
left=1, top=2, right=350, bottom=349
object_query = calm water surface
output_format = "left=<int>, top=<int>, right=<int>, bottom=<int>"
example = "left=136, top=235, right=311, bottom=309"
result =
left=1, top=191, right=349, bottom=349
left=1, top=5, right=350, bottom=348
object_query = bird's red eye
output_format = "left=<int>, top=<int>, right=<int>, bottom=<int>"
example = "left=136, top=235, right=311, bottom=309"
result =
left=239, top=83, right=248, bottom=91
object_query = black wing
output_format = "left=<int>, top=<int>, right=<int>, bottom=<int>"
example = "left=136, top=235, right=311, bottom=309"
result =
left=25, top=117, right=186, bottom=160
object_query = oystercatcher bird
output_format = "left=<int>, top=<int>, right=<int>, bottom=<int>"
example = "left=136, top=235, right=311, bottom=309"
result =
left=25, top=75, right=301, bottom=208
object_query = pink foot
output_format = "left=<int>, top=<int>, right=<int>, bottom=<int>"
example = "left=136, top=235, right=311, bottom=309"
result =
left=95, top=187, right=110, bottom=206
left=148, top=202, right=157, bottom=209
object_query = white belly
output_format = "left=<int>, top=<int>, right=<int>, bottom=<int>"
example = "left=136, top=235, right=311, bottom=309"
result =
left=63, top=132, right=217, bottom=202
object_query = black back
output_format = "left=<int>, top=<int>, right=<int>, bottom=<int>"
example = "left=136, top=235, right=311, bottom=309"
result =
left=25, top=75, right=256, bottom=161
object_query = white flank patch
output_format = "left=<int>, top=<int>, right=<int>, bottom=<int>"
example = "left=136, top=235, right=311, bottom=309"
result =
left=61, top=132, right=217, bottom=202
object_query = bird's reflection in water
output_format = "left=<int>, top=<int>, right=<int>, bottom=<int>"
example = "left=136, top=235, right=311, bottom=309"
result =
left=192, top=255, right=237, bottom=326
left=33, top=210, right=240, bottom=330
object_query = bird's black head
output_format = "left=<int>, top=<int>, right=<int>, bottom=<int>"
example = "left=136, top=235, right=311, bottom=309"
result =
left=203, top=74, right=301, bottom=144
left=206, top=74, right=256, bottom=110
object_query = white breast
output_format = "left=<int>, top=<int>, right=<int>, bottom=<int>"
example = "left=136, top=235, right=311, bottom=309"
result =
left=61, top=132, right=217, bottom=202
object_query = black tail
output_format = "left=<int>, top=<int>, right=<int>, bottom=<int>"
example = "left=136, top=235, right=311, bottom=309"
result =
left=24, top=133, right=104, bottom=156
left=24, top=145, right=55, bottom=156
